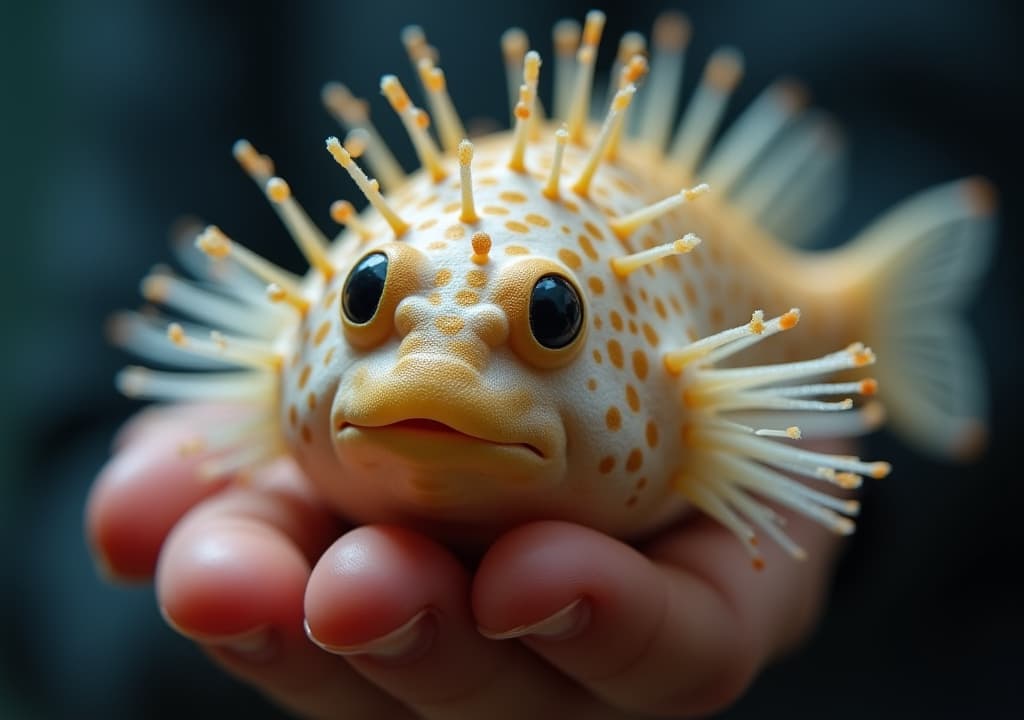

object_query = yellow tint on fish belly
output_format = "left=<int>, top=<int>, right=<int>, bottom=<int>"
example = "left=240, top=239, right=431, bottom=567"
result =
left=111, top=9, right=996, bottom=566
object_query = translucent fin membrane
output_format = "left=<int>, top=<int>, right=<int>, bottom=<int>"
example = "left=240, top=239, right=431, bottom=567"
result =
left=844, top=178, right=996, bottom=458
left=321, top=82, right=406, bottom=191
left=669, top=309, right=890, bottom=565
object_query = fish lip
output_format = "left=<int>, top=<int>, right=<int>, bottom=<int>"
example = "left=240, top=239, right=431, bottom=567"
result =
left=335, top=418, right=547, bottom=460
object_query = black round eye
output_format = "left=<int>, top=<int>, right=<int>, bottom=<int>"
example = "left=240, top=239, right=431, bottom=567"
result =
left=529, top=274, right=583, bottom=349
left=343, top=252, right=388, bottom=325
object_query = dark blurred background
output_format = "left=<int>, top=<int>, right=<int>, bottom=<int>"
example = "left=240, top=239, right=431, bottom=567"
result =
left=1, top=0, right=1021, bottom=717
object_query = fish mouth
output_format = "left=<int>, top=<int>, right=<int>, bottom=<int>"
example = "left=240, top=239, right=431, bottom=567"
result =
left=335, top=418, right=546, bottom=460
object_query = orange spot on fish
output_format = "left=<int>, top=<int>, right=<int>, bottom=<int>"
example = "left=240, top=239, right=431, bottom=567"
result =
left=607, top=339, right=624, bottom=368
left=625, top=448, right=643, bottom=472
left=578, top=234, right=598, bottom=260
left=632, top=349, right=649, bottom=380
left=313, top=321, right=331, bottom=347
left=645, top=421, right=659, bottom=448
left=558, top=248, right=582, bottom=269
left=626, top=384, right=640, bottom=412
left=605, top=406, right=622, bottom=431
left=435, top=315, right=465, bottom=335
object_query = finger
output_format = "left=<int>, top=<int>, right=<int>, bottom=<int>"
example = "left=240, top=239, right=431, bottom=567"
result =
left=304, top=525, right=612, bottom=720
left=474, top=520, right=840, bottom=717
left=646, top=504, right=842, bottom=664
left=158, top=462, right=413, bottom=720
left=86, top=403, right=237, bottom=581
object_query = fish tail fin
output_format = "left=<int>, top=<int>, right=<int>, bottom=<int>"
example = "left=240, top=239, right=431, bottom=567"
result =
left=840, top=177, right=997, bottom=459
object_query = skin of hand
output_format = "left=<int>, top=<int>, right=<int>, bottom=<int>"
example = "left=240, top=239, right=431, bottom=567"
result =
left=86, top=403, right=847, bottom=719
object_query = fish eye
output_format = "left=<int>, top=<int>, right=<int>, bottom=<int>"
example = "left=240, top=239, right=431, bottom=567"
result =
left=343, top=252, right=388, bottom=325
left=529, top=274, right=583, bottom=349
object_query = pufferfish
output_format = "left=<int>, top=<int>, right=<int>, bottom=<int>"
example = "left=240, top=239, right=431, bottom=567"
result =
left=110, top=10, right=995, bottom=567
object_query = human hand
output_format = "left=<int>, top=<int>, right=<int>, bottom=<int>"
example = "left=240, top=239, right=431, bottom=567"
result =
left=87, top=403, right=846, bottom=719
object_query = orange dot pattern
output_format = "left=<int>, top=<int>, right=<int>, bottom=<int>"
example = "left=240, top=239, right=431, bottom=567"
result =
left=276, top=132, right=800, bottom=528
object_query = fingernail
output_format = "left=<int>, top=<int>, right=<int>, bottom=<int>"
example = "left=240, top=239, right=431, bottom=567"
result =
left=216, top=627, right=278, bottom=663
left=479, top=598, right=589, bottom=641
left=304, top=610, right=434, bottom=662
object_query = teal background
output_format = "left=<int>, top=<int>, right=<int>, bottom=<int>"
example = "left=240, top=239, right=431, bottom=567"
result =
left=1, top=0, right=1021, bottom=717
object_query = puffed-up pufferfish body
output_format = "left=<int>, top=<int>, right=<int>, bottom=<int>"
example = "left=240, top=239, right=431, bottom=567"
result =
left=111, top=10, right=995, bottom=567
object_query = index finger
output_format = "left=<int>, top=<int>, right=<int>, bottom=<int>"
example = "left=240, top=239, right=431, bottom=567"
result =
left=86, top=403, right=246, bottom=580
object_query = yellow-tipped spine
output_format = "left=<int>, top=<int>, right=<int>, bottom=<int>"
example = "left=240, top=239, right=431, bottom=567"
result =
left=321, top=82, right=406, bottom=191
left=417, top=57, right=467, bottom=153
left=326, top=136, right=410, bottom=237
left=670, top=47, right=745, bottom=179
left=542, top=125, right=570, bottom=200
left=330, top=200, right=373, bottom=242
left=609, top=183, right=709, bottom=239
left=566, top=10, right=606, bottom=143
left=195, top=225, right=303, bottom=296
left=606, top=55, right=649, bottom=161
left=610, top=233, right=702, bottom=277
left=551, top=18, right=580, bottom=121
left=264, top=177, right=334, bottom=280
left=457, top=139, right=479, bottom=223
left=508, top=50, right=541, bottom=173
left=571, top=84, right=636, bottom=197
left=501, top=27, right=529, bottom=123
left=381, top=75, right=447, bottom=182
